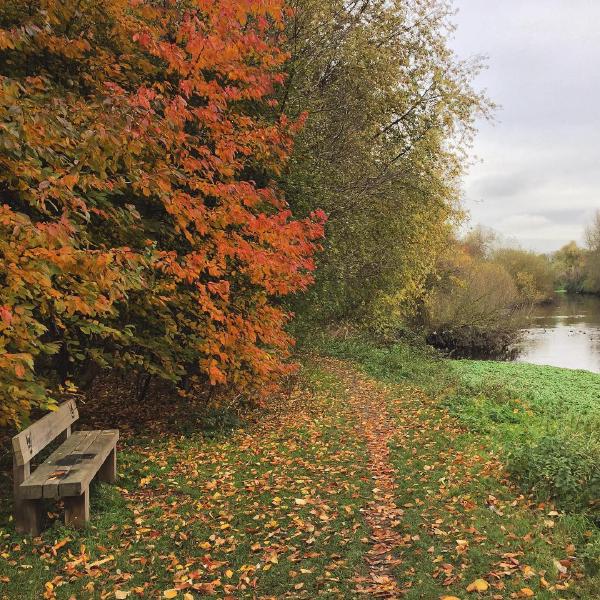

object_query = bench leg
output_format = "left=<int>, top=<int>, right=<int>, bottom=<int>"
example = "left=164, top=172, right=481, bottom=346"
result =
left=64, top=489, right=89, bottom=528
left=98, top=446, right=117, bottom=483
left=15, top=498, right=42, bottom=536
left=13, top=458, right=42, bottom=536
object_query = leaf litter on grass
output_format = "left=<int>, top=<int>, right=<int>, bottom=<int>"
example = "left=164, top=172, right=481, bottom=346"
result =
left=1, top=357, right=597, bottom=599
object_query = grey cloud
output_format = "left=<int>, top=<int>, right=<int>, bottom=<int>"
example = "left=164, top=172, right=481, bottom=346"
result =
left=451, top=0, right=600, bottom=251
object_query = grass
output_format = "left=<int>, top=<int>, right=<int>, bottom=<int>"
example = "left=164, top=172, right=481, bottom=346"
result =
left=384, top=384, right=597, bottom=599
left=306, top=335, right=600, bottom=582
left=1, top=336, right=599, bottom=598
left=0, top=363, right=372, bottom=599
left=447, top=360, right=600, bottom=515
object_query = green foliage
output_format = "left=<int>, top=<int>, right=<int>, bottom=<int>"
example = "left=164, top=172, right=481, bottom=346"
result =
left=450, top=360, right=600, bottom=516
left=492, top=248, right=556, bottom=303
left=508, top=427, right=599, bottom=513
left=281, top=0, right=489, bottom=331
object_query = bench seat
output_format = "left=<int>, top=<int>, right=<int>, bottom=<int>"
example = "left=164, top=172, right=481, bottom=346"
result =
left=20, top=429, right=119, bottom=500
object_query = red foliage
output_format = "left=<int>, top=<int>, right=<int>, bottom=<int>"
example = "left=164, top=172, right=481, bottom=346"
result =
left=0, top=0, right=324, bottom=426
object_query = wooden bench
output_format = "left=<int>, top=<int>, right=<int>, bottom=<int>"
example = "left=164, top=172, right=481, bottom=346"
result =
left=12, top=400, right=118, bottom=535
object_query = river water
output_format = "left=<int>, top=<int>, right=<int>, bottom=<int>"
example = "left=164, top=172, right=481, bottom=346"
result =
left=516, top=294, right=600, bottom=373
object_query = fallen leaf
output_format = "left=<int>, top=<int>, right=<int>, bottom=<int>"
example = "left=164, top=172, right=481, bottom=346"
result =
left=466, top=579, right=489, bottom=593
left=163, top=590, right=178, bottom=599
left=522, top=565, right=536, bottom=578
left=553, top=559, right=567, bottom=574
left=565, top=543, right=575, bottom=554
left=518, top=589, right=534, bottom=598
left=52, top=538, right=71, bottom=553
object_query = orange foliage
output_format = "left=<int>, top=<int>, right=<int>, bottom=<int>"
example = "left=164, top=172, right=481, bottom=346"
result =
left=0, top=0, right=324, bottom=426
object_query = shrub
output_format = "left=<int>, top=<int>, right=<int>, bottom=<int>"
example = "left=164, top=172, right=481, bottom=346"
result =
left=0, top=0, right=325, bottom=426
left=508, top=427, right=600, bottom=514
left=425, top=258, right=525, bottom=358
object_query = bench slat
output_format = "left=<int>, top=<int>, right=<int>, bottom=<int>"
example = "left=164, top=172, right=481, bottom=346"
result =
left=19, top=431, right=100, bottom=500
left=12, top=401, right=79, bottom=466
left=57, top=430, right=118, bottom=497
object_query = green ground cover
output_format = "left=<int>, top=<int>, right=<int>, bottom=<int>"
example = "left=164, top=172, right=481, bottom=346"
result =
left=1, top=340, right=598, bottom=598
left=314, top=336, right=600, bottom=581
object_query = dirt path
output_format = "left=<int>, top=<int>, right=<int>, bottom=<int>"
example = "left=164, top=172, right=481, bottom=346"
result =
left=320, top=359, right=405, bottom=598
left=315, top=357, right=593, bottom=600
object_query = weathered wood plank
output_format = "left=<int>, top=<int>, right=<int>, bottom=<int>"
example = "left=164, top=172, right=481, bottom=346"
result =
left=12, top=400, right=79, bottom=466
left=58, top=430, right=118, bottom=497
left=13, top=455, right=42, bottom=534
left=98, top=447, right=117, bottom=483
left=64, top=488, right=89, bottom=528
left=17, top=499, right=42, bottom=536
left=19, top=431, right=99, bottom=500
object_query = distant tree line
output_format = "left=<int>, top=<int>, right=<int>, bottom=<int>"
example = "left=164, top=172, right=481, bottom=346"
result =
left=553, top=210, right=600, bottom=294
left=421, top=212, right=600, bottom=358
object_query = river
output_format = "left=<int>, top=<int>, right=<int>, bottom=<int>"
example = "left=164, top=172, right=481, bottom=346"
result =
left=516, top=294, right=600, bottom=373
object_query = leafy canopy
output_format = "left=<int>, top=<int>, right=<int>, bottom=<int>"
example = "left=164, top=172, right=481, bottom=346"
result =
left=0, top=0, right=324, bottom=426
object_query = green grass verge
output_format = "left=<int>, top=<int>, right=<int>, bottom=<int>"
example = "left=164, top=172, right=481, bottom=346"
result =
left=304, top=335, right=600, bottom=577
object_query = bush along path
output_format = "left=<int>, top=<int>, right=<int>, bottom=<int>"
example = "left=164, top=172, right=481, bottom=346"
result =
left=1, top=358, right=598, bottom=598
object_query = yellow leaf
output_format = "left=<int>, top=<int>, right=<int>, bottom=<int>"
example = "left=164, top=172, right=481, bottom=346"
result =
left=225, top=569, right=233, bottom=578
left=184, top=594, right=194, bottom=600
left=295, top=498, right=307, bottom=506
left=163, top=591, right=178, bottom=599
left=519, top=589, right=535, bottom=598
left=522, top=565, right=536, bottom=578
left=441, top=596, right=462, bottom=600
left=115, top=592, right=130, bottom=599
left=466, top=579, right=489, bottom=593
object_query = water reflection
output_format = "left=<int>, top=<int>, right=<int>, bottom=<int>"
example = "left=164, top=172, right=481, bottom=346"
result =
left=517, top=294, right=600, bottom=373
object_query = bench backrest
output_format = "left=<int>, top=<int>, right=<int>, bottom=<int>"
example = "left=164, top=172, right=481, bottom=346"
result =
left=12, top=400, right=79, bottom=466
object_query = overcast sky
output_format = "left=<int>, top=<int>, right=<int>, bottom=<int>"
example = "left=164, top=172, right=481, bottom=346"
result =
left=450, top=0, right=600, bottom=253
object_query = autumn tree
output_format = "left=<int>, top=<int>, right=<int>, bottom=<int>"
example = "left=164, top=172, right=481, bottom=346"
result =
left=492, top=248, right=555, bottom=304
left=553, top=241, right=587, bottom=293
left=0, top=0, right=324, bottom=426
left=279, top=0, right=489, bottom=334
left=584, top=210, right=600, bottom=293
